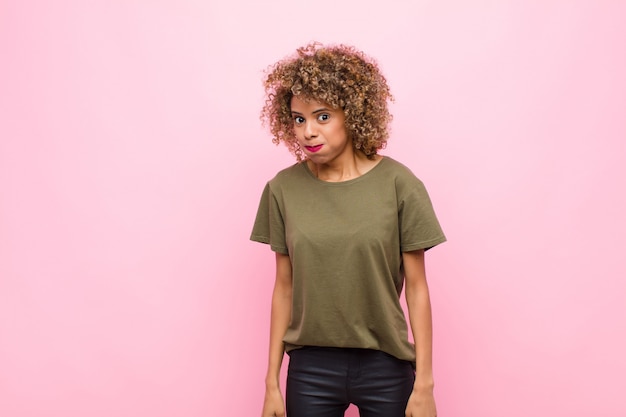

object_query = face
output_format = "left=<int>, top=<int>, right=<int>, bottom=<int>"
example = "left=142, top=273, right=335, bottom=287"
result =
left=290, top=96, right=353, bottom=165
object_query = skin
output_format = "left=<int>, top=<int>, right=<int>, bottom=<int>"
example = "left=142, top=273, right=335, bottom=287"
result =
left=290, top=96, right=380, bottom=181
left=261, top=252, right=291, bottom=417
left=403, top=249, right=437, bottom=417
left=261, top=98, right=437, bottom=417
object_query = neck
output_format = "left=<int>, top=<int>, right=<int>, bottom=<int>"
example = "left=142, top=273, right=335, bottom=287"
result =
left=308, top=151, right=378, bottom=182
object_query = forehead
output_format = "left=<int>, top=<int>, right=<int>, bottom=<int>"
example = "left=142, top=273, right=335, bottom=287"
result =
left=290, top=95, right=333, bottom=112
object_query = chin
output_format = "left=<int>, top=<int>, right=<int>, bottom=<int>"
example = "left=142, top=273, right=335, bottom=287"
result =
left=308, top=154, right=330, bottom=164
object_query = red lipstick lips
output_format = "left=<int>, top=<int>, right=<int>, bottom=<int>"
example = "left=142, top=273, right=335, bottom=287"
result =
left=305, top=145, right=323, bottom=153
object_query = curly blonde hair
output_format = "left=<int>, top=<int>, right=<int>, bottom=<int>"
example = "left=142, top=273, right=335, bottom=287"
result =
left=261, top=43, right=393, bottom=160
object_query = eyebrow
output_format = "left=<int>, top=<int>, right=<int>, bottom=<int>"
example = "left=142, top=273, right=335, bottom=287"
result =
left=291, top=108, right=332, bottom=115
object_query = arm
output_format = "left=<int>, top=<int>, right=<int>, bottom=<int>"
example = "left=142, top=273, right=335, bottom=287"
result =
left=262, top=252, right=293, bottom=417
left=403, top=249, right=437, bottom=417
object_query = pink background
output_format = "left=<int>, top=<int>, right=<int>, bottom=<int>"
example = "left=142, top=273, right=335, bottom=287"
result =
left=1, top=1, right=625, bottom=416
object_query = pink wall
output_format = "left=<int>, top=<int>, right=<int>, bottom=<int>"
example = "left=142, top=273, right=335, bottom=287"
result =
left=1, top=1, right=624, bottom=416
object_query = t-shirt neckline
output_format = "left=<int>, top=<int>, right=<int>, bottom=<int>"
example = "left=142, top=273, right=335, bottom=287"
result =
left=301, top=155, right=388, bottom=185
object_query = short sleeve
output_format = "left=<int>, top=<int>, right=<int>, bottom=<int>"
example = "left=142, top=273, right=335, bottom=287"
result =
left=398, top=177, right=446, bottom=252
left=250, top=183, right=289, bottom=254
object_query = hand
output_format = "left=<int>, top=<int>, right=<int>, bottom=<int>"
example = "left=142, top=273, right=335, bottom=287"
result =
left=261, top=386, right=285, bottom=417
left=404, top=388, right=437, bottom=417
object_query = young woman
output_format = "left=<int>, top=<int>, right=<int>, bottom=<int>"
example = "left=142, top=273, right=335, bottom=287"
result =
left=250, top=43, right=446, bottom=417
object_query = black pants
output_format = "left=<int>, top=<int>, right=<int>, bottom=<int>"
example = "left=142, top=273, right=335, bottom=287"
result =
left=286, top=347, right=415, bottom=417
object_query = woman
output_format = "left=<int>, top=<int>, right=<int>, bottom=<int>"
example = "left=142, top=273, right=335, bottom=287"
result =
left=250, top=43, right=446, bottom=417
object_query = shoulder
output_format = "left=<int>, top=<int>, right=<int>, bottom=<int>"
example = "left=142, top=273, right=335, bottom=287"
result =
left=378, top=156, right=425, bottom=187
left=265, top=162, right=312, bottom=198
left=269, top=162, right=306, bottom=184
left=379, top=156, right=414, bottom=174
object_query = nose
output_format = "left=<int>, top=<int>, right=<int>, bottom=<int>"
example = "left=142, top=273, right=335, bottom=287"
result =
left=303, top=121, right=317, bottom=140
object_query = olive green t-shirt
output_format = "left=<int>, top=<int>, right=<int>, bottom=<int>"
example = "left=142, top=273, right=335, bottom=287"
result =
left=250, top=156, right=446, bottom=362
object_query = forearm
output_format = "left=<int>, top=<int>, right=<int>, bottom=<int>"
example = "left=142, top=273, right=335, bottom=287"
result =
left=266, top=285, right=292, bottom=387
left=403, top=250, right=435, bottom=391
left=265, top=253, right=293, bottom=388
left=406, top=283, right=434, bottom=390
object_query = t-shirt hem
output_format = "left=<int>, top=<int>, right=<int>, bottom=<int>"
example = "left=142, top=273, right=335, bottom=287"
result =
left=284, top=342, right=416, bottom=363
left=402, top=235, right=447, bottom=252
left=271, top=245, right=289, bottom=254
left=249, top=234, right=269, bottom=244
left=250, top=234, right=289, bottom=254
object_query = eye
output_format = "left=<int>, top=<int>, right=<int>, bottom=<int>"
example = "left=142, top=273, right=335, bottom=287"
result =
left=293, top=116, right=305, bottom=125
left=317, top=113, right=330, bottom=122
